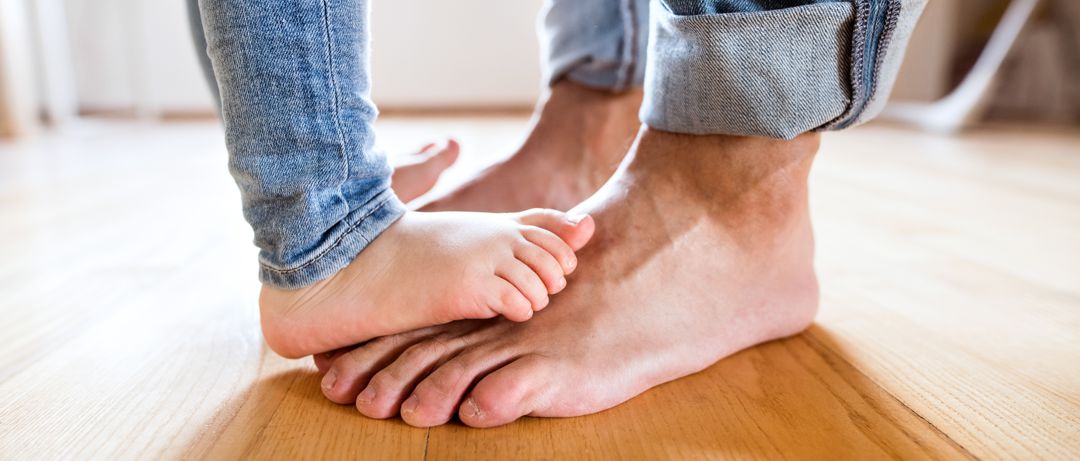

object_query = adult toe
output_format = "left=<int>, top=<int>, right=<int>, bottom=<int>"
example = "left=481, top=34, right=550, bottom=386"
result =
left=458, top=355, right=555, bottom=428
left=355, top=334, right=468, bottom=419
left=400, top=346, right=519, bottom=427
left=321, top=327, right=444, bottom=404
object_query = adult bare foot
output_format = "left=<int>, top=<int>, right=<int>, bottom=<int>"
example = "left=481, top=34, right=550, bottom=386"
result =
left=420, top=81, right=642, bottom=212
left=316, top=127, right=822, bottom=426
left=259, top=209, right=595, bottom=359
left=391, top=141, right=460, bottom=203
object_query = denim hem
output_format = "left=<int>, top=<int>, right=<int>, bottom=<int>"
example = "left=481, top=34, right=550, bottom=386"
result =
left=640, top=2, right=854, bottom=139
left=562, top=70, right=634, bottom=93
left=850, top=0, right=927, bottom=126
left=258, top=190, right=407, bottom=289
left=820, top=0, right=926, bottom=129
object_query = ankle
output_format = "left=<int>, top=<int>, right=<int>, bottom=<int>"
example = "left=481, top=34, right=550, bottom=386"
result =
left=627, top=127, right=819, bottom=233
left=514, top=81, right=642, bottom=190
left=532, top=81, right=643, bottom=159
left=542, top=80, right=644, bottom=117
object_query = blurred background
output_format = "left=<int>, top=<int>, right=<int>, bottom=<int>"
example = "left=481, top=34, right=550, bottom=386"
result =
left=1, top=0, right=1078, bottom=136
left=2, top=3, right=1079, bottom=456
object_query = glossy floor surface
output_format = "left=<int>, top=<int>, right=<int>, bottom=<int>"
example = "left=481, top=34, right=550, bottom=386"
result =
left=1, top=118, right=1078, bottom=459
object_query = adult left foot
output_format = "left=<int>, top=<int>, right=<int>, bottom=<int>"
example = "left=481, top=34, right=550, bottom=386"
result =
left=317, top=127, right=822, bottom=427
left=419, top=81, right=642, bottom=212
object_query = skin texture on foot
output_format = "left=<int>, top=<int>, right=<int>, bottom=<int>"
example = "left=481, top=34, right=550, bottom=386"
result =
left=315, top=128, right=822, bottom=427
left=420, top=81, right=642, bottom=213
left=259, top=209, right=595, bottom=359
left=391, top=141, right=460, bottom=203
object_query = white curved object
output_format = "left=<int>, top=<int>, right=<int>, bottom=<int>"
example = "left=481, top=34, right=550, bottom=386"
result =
left=880, top=0, right=1041, bottom=133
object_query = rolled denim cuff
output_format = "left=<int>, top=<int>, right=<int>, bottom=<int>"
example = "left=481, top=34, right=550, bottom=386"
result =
left=640, top=2, right=854, bottom=139
left=849, top=0, right=926, bottom=127
left=258, top=190, right=406, bottom=289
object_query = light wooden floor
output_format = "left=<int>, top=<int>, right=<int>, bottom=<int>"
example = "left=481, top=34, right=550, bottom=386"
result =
left=1, top=117, right=1078, bottom=460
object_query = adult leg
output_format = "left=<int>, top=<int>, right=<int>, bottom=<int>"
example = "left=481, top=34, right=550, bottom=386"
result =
left=321, top=0, right=926, bottom=427
left=420, top=0, right=649, bottom=212
left=198, top=0, right=594, bottom=358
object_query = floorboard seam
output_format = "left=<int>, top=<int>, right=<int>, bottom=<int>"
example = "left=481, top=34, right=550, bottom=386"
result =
left=802, top=329, right=980, bottom=460
left=422, top=428, right=430, bottom=461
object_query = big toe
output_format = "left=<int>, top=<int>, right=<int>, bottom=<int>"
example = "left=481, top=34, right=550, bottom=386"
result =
left=458, top=355, right=553, bottom=428
left=515, top=209, right=595, bottom=251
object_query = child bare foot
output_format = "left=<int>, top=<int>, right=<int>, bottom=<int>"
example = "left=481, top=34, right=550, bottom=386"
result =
left=391, top=141, right=460, bottom=203
left=259, top=209, right=595, bottom=358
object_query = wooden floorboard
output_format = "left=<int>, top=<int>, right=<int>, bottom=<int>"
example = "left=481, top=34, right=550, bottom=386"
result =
left=0, top=118, right=1077, bottom=459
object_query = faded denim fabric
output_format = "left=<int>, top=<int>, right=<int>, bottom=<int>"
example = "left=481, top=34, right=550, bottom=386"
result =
left=641, top=0, right=927, bottom=138
left=541, top=0, right=650, bottom=91
left=191, top=0, right=926, bottom=288
left=199, top=0, right=405, bottom=288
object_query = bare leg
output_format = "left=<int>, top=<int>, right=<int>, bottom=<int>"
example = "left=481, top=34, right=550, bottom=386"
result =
left=421, top=81, right=642, bottom=212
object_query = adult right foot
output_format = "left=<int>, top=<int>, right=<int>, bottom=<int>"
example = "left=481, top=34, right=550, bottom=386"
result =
left=259, top=209, right=595, bottom=359
left=316, top=128, right=822, bottom=426
left=420, top=81, right=642, bottom=212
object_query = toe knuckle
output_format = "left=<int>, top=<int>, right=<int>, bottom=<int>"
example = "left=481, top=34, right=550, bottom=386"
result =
left=406, top=342, right=444, bottom=362
left=423, top=367, right=463, bottom=399
left=500, top=291, right=524, bottom=309
left=513, top=238, right=535, bottom=254
left=367, top=373, right=391, bottom=390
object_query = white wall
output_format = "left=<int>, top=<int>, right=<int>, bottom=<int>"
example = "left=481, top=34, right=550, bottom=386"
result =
left=64, top=0, right=212, bottom=114
left=60, top=0, right=954, bottom=114
left=370, top=1, right=545, bottom=107
left=62, top=0, right=545, bottom=114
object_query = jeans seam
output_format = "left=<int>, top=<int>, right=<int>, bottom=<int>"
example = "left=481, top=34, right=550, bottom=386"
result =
left=817, top=0, right=866, bottom=130
left=863, top=0, right=901, bottom=117
left=829, top=0, right=901, bottom=129
left=616, top=0, right=639, bottom=91
left=318, top=0, right=353, bottom=209
left=259, top=190, right=396, bottom=275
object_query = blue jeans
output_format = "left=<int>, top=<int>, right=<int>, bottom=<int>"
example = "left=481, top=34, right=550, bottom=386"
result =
left=542, top=0, right=926, bottom=137
left=193, top=0, right=925, bottom=289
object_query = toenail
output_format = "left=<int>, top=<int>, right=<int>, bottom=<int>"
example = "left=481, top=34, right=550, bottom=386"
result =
left=321, top=369, right=337, bottom=392
left=462, top=397, right=483, bottom=418
left=566, top=258, right=576, bottom=270
left=558, top=277, right=567, bottom=289
left=401, top=395, right=419, bottom=414
left=567, top=213, right=587, bottom=224
left=357, top=387, right=376, bottom=405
